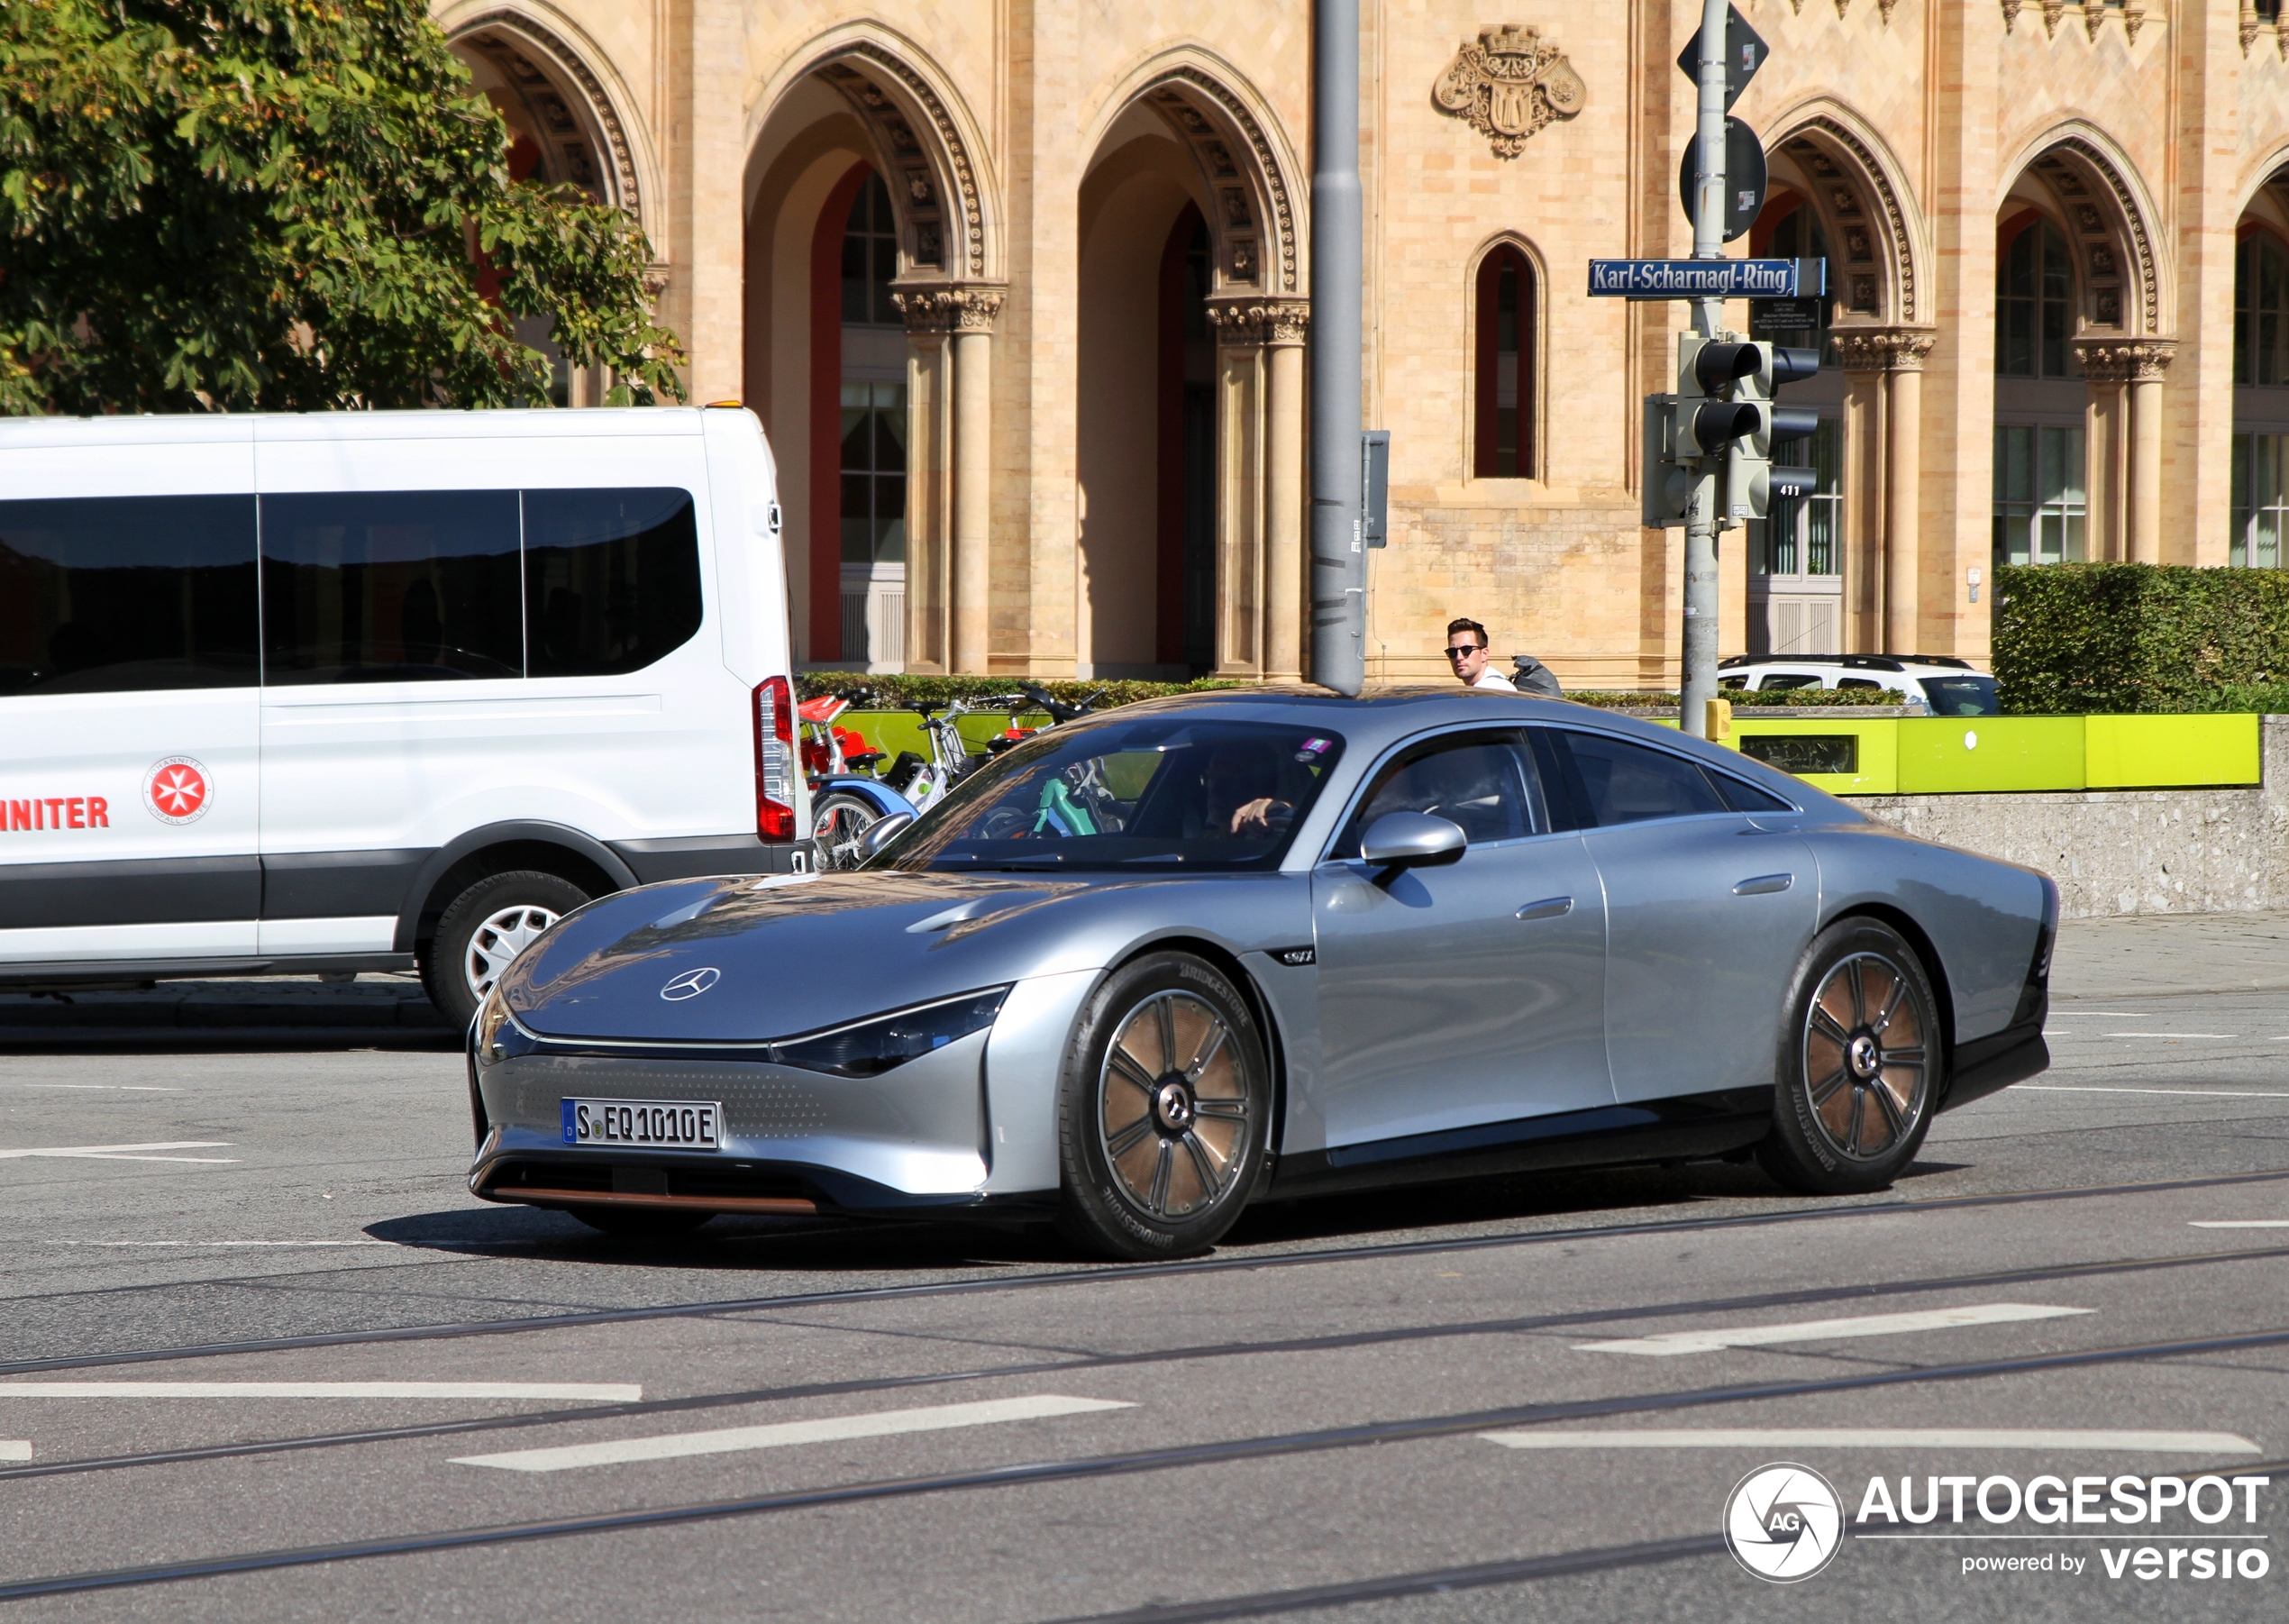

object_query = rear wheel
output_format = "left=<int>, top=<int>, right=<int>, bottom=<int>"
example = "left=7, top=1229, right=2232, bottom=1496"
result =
left=812, top=791, right=885, bottom=871
left=1758, top=917, right=1941, bottom=1195
left=566, top=1205, right=713, bottom=1240
left=421, top=869, right=589, bottom=1032
left=1056, top=952, right=1269, bottom=1261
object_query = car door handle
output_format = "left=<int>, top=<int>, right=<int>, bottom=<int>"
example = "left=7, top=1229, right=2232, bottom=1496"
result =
left=1515, top=896, right=1574, bottom=921
left=1733, top=873, right=1794, bottom=896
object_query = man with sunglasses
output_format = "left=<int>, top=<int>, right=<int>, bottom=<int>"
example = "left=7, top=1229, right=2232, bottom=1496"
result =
left=1445, top=616, right=1562, bottom=698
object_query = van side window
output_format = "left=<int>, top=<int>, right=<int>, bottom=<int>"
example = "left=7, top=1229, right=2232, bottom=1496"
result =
left=523, top=488, right=702, bottom=677
left=260, top=491, right=524, bottom=683
left=0, top=496, right=260, bottom=696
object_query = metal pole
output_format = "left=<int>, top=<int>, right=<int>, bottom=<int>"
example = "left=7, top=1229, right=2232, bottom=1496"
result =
left=1309, top=0, right=1363, bottom=695
left=1679, top=0, right=1729, bottom=739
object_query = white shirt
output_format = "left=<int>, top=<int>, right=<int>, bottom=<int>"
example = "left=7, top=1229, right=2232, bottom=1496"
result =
left=1467, top=669, right=1518, bottom=691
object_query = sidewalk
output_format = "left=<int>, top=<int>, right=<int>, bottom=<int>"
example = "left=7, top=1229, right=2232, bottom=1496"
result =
left=2048, top=908, right=2289, bottom=1000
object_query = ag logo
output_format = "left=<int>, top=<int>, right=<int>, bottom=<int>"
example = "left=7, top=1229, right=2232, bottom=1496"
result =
left=1723, top=1462, right=1843, bottom=1583
left=142, top=757, right=212, bottom=826
left=660, top=967, right=721, bottom=1001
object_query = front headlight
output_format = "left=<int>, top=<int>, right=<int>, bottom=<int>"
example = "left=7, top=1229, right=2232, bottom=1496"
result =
left=775, top=987, right=1010, bottom=1079
left=473, top=981, right=514, bottom=1064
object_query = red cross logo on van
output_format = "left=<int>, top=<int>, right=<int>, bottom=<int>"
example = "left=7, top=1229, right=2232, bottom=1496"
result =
left=142, top=757, right=212, bottom=825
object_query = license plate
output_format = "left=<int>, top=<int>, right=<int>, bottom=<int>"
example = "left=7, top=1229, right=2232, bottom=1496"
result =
left=561, top=1098, right=723, bottom=1149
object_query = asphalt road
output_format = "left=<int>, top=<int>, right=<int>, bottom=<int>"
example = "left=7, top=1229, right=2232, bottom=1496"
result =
left=0, top=916, right=2284, bottom=1622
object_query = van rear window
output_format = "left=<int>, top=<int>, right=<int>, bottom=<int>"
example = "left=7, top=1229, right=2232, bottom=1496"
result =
left=0, top=496, right=260, bottom=696
left=524, top=489, right=702, bottom=678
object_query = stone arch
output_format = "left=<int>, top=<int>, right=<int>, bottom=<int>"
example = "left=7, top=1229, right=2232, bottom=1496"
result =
left=1085, top=50, right=1307, bottom=298
left=1462, top=231, right=1550, bottom=480
left=747, top=29, right=1001, bottom=284
left=1764, top=103, right=1927, bottom=326
left=443, top=7, right=653, bottom=231
left=1999, top=123, right=2167, bottom=337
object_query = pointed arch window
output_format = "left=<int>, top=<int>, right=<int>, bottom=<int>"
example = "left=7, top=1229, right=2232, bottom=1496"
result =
left=1996, top=219, right=2075, bottom=379
left=1473, top=246, right=1537, bottom=479
left=2236, top=233, right=2289, bottom=388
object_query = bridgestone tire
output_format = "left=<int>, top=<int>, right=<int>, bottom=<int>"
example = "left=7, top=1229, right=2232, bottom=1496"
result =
left=421, top=869, right=590, bottom=1033
left=1758, top=917, right=1942, bottom=1196
left=1056, top=952, right=1270, bottom=1262
left=566, top=1205, right=714, bottom=1240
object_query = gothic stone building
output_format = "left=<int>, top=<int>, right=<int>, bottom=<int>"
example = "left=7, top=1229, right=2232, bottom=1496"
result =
left=441, top=1, right=2289, bottom=687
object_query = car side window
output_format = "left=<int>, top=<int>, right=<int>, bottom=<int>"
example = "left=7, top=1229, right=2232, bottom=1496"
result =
left=1330, top=732, right=1546, bottom=859
left=1838, top=676, right=1883, bottom=691
left=1757, top=672, right=1821, bottom=692
left=1555, top=731, right=1730, bottom=826
left=1710, top=772, right=1797, bottom=814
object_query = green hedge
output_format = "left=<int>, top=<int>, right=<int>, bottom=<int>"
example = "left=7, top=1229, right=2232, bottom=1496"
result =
left=1994, top=563, right=2289, bottom=714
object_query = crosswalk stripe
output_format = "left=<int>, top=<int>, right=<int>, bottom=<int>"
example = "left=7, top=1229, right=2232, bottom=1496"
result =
left=1573, top=1302, right=2091, bottom=1356
left=452, top=1393, right=1135, bottom=1473
left=0, top=1442, right=25, bottom=1463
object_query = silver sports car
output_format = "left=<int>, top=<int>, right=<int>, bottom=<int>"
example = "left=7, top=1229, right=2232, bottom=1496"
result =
left=467, top=690, right=2054, bottom=1258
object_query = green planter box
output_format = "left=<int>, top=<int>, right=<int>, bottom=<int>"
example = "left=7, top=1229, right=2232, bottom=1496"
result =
left=2084, top=713, right=2260, bottom=788
left=1895, top=716, right=2084, bottom=793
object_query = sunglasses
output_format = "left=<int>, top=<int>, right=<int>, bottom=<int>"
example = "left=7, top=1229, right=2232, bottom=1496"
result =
left=1445, top=644, right=1484, bottom=660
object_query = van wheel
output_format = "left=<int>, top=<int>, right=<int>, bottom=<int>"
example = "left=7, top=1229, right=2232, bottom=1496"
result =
left=422, top=870, right=588, bottom=1031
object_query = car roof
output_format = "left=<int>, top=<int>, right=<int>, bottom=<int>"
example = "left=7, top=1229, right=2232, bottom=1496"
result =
left=1718, top=653, right=1982, bottom=674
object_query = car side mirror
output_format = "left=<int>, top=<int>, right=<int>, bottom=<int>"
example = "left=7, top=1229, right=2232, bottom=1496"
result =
left=1358, top=812, right=1467, bottom=870
left=856, top=812, right=914, bottom=861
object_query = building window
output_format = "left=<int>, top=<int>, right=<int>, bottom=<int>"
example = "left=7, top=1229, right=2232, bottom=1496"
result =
left=841, top=171, right=898, bottom=325
left=2235, top=235, right=2289, bottom=388
left=2231, top=433, right=2289, bottom=568
left=1755, top=420, right=1843, bottom=579
left=1473, top=246, right=1536, bottom=478
left=1996, top=220, right=2075, bottom=379
left=1993, top=424, right=2086, bottom=565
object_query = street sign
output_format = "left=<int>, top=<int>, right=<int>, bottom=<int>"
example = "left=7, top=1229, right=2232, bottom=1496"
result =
left=1361, top=431, right=1390, bottom=549
left=1678, top=116, right=1766, bottom=242
left=1587, top=258, right=1820, bottom=300
left=1751, top=296, right=1823, bottom=332
left=1676, top=5, right=1768, bottom=113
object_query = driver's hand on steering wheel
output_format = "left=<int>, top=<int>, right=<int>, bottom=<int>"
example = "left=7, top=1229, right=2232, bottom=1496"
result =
left=1227, top=798, right=1290, bottom=836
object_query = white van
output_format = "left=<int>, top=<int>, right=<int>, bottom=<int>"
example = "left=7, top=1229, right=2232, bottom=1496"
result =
left=0, top=406, right=805, bottom=1028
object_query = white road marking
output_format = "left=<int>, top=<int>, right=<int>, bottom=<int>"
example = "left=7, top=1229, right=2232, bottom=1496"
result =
left=0, top=1442, right=26, bottom=1463
left=40, top=1239, right=391, bottom=1248
left=0, top=1382, right=641, bottom=1400
left=1573, top=1302, right=2091, bottom=1357
left=0, top=1142, right=237, bottom=1163
left=17, top=1084, right=179, bottom=1092
left=1480, top=1428, right=2258, bottom=1454
left=2019, top=1086, right=2287, bottom=1099
left=2101, top=1032, right=2239, bottom=1039
left=452, top=1393, right=1136, bottom=1473
left=2190, top=1220, right=2289, bottom=1228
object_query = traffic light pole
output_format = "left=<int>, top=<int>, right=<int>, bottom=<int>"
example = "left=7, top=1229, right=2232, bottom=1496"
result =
left=1309, top=0, right=1364, bottom=697
left=1680, top=0, right=1731, bottom=740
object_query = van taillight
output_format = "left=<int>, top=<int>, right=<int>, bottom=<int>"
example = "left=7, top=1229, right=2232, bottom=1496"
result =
left=753, top=677, right=796, bottom=840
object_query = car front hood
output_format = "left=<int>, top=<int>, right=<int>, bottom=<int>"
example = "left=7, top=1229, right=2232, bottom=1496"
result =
left=499, top=871, right=1097, bottom=1043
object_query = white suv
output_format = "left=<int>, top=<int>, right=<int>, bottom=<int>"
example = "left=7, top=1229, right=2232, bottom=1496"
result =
left=1718, top=655, right=2000, bottom=717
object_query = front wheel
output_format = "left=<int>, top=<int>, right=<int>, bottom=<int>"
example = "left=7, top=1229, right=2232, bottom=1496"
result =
left=421, top=869, right=589, bottom=1032
left=1056, top=953, right=1270, bottom=1261
left=812, top=790, right=886, bottom=870
left=1758, top=917, right=1942, bottom=1195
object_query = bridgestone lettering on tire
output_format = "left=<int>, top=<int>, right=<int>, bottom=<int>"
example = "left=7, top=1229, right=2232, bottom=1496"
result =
left=1759, top=917, right=1941, bottom=1196
left=1056, top=952, right=1270, bottom=1261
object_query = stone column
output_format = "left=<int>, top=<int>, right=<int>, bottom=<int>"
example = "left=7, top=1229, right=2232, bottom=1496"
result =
left=1263, top=302, right=1310, bottom=682
left=896, top=284, right=1006, bottom=673
left=2074, top=339, right=2134, bottom=561
left=1205, top=300, right=1266, bottom=675
left=2127, top=342, right=2176, bottom=565
left=1832, top=327, right=1936, bottom=654
left=1834, top=337, right=1892, bottom=654
left=2075, top=338, right=2175, bottom=566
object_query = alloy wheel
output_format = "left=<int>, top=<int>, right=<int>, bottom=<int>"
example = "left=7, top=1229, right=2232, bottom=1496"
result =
left=1097, top=990, right=1254, bottom=1219
left=1802, top=952, right=1929, bottom=1161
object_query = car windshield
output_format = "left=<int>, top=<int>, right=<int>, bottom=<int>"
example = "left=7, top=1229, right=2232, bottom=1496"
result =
left=872, top=716, right=1347, bottom=872
left=1920, top=675, right=1999, bottom=716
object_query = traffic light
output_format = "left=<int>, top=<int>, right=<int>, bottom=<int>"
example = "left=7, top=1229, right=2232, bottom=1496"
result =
left=1722, top=342, right=1820, bottom=519
left=1674, top=336, right=1764, bottom=458
left=1642, top=393, right=1690, bottom=527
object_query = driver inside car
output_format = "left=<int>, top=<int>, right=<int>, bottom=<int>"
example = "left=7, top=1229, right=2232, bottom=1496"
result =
left=1201, top=739, right=1294, bottom=837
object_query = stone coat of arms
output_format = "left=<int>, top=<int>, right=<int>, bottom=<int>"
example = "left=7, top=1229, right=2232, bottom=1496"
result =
left=1433, top=25, right=1587, bottom=159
